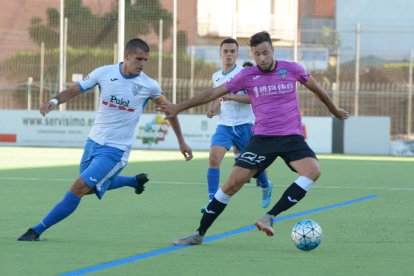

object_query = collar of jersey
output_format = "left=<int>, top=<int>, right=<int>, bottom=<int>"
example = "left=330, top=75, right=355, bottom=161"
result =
left=119, top=62, right=141, bottom=79
left=221, top=64, right=238, bottom=76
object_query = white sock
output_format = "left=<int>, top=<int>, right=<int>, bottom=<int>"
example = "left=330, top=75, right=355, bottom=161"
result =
left=214, top=188, right=232, bottom=204
left=294, top=176, right=314, bottom=192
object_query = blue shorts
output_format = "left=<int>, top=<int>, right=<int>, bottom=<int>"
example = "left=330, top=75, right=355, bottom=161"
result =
left=211, top=123, right=253, bottom=151
left=80, top=138, right=129, bottom=199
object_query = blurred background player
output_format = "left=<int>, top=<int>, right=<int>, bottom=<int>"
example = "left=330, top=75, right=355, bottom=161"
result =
left=203, top=38, right=272, bottom=212
left=232, top=60, right=255, bottom=161
left=17, top=38, right=193, bottom=241
left=232, top=60, right=271, bottom=186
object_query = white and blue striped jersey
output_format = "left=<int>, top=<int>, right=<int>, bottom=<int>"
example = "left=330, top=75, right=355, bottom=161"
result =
left=77, top=63, right=162, bottom=152
left=212, top=64, right=254, bottom=126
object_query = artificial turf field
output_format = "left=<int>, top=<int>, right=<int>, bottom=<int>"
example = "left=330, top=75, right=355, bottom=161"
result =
left=1, top=147, right=413, bottom=276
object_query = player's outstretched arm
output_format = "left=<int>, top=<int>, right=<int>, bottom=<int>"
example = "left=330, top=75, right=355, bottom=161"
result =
left=221, top=93, right=251, bottom=104
left=157, top=84, right=229, bottom=119
left=303, top=76, right=350, bottom=120
left=39, top=85, right=82, bottom=117
left=154, top=96, right=193, bottom=161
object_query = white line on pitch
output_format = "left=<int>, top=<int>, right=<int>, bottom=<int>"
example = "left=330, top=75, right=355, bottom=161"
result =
left=1, top=176, right=413, bottom=191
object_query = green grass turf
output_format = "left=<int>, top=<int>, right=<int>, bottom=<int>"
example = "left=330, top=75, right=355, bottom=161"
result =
left=0, top=148, right=413, bottom=275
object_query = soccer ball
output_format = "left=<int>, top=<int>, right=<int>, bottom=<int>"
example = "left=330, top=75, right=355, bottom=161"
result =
left=291, top=219, right=322, bottom=251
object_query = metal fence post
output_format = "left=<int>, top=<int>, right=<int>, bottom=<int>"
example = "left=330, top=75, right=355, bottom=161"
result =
left=354, top=23, right=360, bottom=116
left=408, top=49, right=413, bottom=138
left=26, top=77, right=33, bottom=111
left=39, top=42, right=45, bottom=106
left=158, top=18, right=163, bottom=85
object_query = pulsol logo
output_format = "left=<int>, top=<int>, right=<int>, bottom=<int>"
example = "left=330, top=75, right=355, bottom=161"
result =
left=110, top=96, right=130, bottom=107
left=102, top=95, right=135, bottom=112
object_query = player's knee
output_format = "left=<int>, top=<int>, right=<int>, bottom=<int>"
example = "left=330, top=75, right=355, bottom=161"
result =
left=305, top=158, right=321, bottom=181
left=209, top=156, right=222, bottom=167
left=70, top=178, right=92, bottom=197
left=222, top=179, right=244, bottom=196
left=309, top=167, right=321, bottom=181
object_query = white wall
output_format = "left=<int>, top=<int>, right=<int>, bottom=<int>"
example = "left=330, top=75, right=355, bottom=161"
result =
left=302, top=116, right=332, bottom=154
left=0, top=111, right=392, bottom=155
left=0, top=110, right=217, bottom=150
left=343, top=116, right=390, bottom=155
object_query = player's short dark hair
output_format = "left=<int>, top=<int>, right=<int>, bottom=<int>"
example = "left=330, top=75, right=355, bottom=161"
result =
left=125, top=38, right=150, bottom=53
left=220, top=38, right=239, bottom=49
left=242, top=61, right=254, bottom=68
left=249, top=31, right=272, bottom=47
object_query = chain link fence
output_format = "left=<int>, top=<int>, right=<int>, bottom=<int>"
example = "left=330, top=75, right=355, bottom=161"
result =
left=0, top=0, right=413, bottom=139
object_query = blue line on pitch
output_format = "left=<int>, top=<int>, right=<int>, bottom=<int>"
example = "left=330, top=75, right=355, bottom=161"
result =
left=59, top=194, right=378, bottom=276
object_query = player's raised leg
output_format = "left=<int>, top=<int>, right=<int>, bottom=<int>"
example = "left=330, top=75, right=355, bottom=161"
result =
left=17, top=142, right=149, bottom=241
left=17, top=177, right=89, bottom=241
left=107, top=173, right=149, bottom=194
left=255, top=157, right=320, bottom=236
left=173, top=166, right=257, bottom=245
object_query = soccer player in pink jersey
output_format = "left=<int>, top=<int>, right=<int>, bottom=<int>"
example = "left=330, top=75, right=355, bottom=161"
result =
left=159, top=31, right=349, bottom=245
left=203, top=38, right=272, bottom=213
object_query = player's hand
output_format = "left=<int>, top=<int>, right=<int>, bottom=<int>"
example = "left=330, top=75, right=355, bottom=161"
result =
left=220, top=94, right=231, bottom=101
left=179, top=142, right=193, bottom=161
left=40, top=100, right=58, bottom=117
left=333, top=108, right=350, bottom=120
left=206, top=109, right=215, bottom=118
left=157, top=103, right=180, bottom=119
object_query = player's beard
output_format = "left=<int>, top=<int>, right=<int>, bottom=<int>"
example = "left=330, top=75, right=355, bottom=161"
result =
left=258, top=60, right=275, bottom=73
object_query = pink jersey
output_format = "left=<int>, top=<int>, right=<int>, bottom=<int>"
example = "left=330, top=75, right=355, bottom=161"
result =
left=225, top=60, right=310, bottom=136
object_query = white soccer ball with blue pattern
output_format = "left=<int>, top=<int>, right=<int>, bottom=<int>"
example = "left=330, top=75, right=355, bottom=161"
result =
left=291, top=219, right=322, bottom=251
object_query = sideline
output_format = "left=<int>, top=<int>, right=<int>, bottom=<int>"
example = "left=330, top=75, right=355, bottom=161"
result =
left=59, top=194, right=378, bottom=276
left=2, top=177, right=413, bottom=191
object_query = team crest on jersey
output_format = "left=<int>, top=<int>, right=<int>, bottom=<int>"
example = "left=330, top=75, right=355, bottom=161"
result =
left=132, top=83, right=143, bottom=96
left=277, top=69, right=288, bottom=78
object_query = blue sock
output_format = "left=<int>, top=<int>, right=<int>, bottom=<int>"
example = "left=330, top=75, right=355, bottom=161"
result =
left=32, top=191, right=80, bottom=235
left=207, top=168, right=220, bottom=201
left=257, top=171, right=269, bottom=188
left=108, top=176, right=136, bottom=190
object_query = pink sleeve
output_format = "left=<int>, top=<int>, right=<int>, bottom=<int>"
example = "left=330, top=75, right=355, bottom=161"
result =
left=296, top=63, right=310, bottom=84
left=224, top=70, right=245, bottom=94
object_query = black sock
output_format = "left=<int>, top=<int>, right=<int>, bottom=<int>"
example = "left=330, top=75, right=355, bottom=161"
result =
left=267, top=183, right=307, bottom=217
left=197, top=198, right=227, bottom=236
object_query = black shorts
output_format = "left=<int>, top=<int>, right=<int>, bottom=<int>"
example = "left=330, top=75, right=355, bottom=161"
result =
left=235, top=135, right=317, bottom=173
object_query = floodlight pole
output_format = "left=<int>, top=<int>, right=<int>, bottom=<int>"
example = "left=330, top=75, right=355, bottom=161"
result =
left=231, top=0, right=237, bottom=39
left=334, top=48, right=341, bottom=107
left=354, top=23, right=361, bottom=116
left=293, top=0, right=298, bottom=62
left=190, top=45, right=195, bottom=100
left=172, top=0, right=177, bottom=104
left=59, top=0, right=65, bottom=111
left=158, top=18, right=163, bottom=84
left=408, top=49, right=413, bottom=137
left=61, top=17, right=68, bottom=111
left=39, top=42, right=45, bottom=106
left=118, top=0, right=125, bottom=63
